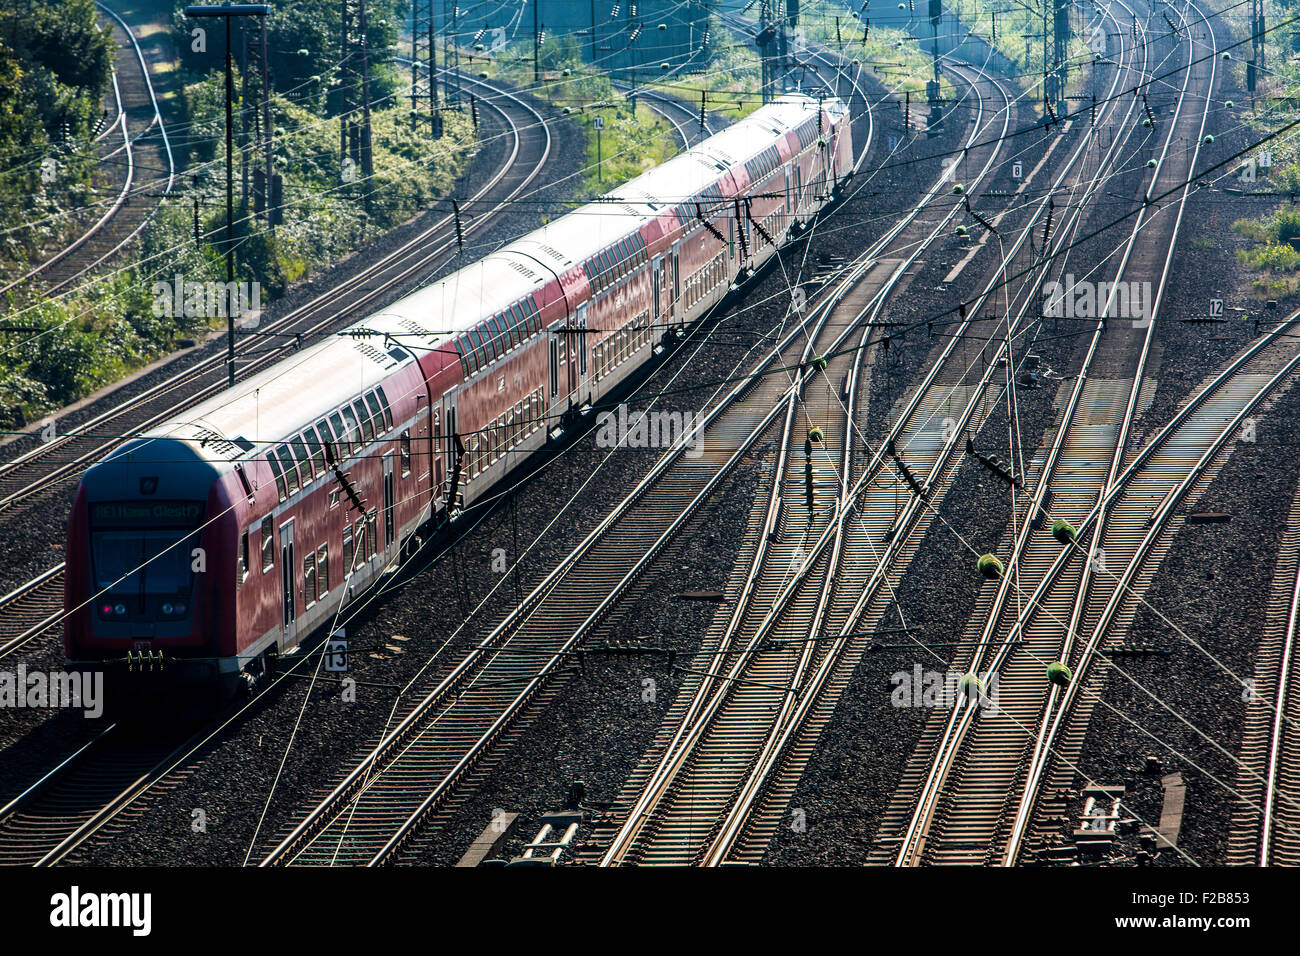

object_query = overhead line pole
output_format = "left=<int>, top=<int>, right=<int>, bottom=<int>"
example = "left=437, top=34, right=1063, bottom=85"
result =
left=185, top=3, right=272, bottom=390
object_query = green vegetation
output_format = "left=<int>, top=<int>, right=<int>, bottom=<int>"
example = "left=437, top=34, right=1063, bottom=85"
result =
left=179, top=77, right=477, bottom=296
left=0, top=0, right=114, bottom=267
left=0, top=0, right=479, bottom=428
left=798, top=11, right=955, bottom=101
left=466, top=32, right=679, bottom=198
left=1233, top=206, right=1300, bottom=293
left=944, top=0, right=1087, bottom=85
left=641, top=17, right=765, bottom=122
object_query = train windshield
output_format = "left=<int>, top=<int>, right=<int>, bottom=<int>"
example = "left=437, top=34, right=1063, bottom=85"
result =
left=89, top=501, right=204, bottom=595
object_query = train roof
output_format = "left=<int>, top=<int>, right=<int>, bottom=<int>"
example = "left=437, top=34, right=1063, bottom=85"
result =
left=129, top=93, right=843, bottom=473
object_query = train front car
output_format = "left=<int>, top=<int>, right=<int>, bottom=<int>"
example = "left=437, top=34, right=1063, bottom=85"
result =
left=64, top=436, right=238, bottom=709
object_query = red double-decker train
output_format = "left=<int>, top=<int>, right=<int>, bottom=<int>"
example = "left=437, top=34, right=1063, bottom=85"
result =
left=63, top=93, right=852, bottom=699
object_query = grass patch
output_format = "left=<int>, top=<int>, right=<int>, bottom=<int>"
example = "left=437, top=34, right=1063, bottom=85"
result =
left=456, top=32, right=680, bottom=197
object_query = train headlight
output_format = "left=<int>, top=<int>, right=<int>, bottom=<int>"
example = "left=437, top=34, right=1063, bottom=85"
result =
left=162, top=603, right=174, bottom=616
left=114, top=604, right=127, bottom=616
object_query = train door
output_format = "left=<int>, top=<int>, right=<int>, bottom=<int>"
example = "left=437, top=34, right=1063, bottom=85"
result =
left=442, top=396, right=459, bottom=509
left=549, top=332, right=560, bottom=399
left=383, top=453, right=395, bottom=556
left=279, top=519, right=296, bottom=646
left=670, top=240, right=681, bottom=323
left=784, top=167, right=791, bottom=234
left=651, top=255, right=662, bottom=329
left=574, top=303, right=588, bottom=399
left=432, top=415, right=443, bottom=497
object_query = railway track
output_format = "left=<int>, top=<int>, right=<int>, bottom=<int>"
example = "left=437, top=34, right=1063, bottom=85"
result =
left=0, top=616, right=371, bottom=867
left=0, top=565, right=65, bottom=662
left=0, top=2, right=175, bottom=299
left=0, top=724, right=183, bottom=866
left=871, top=0, right=1264, bottom=867
left=589, top=0, right=1207, bottom=864
left=1229, top=447, right=1300, bottom=865
left=588, top=56, right=1023, bottom=866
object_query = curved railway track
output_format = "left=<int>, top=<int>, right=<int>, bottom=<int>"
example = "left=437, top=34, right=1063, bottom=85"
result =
left=0, top=2, right=175, bottom=299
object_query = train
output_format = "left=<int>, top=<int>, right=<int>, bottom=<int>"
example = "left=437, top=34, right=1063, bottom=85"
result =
left=63, top=92, right=853, bottom=701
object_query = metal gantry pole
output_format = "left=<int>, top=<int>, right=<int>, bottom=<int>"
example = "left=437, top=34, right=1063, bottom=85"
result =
left=225, top=15, right=235, bottom=387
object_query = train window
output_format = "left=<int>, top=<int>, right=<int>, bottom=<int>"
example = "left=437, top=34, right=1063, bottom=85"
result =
left=313, top=422, right=333, bottom=469
left=238, top=529, right=249, bottom=585
left=329, top=490, right=340, bottom=509
left=317, top=544, right=329, bottom=595
left=354, top=517, right=366, bottom=568
left=365, top=392, right=385, bottom=436
left=342, top=528, right=353, bottom=574
left=274, top=445, right=300, bottom=496
left=468, top=326, right=489, bottom=367
left=327, top=412, right=346, bottom=453
left=509, top=304, right=525, bottom=345
left=375, top=388, right=394, bottom=430
left=352, top=400, right=374, bottom=445
left=267, top=452, right=287, bottom=502
left=400, top=430, right=411, bottom=476
left=234, top=463, right=255, bottom=503
left=261, top=516, right=274, bottom=572
left=455, top=334, right=474, bottom=376
left=340, top=405, right=361, bottom=454
left=290, top=436, right=314, bottom=484
left=484, top=315, right=505, bottom=355
left=303, top=429, right=326, bottom=477
left=366, top=510, right=378, bottom=557
left=304, top=553, right=317, bottom=607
